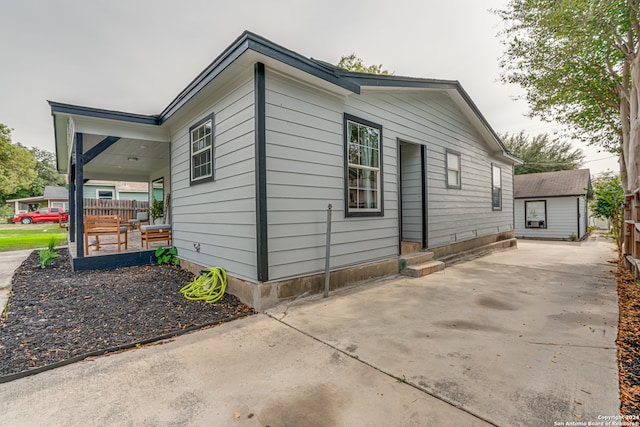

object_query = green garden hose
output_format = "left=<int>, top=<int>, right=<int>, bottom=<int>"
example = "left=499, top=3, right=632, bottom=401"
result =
left=180, top=267, right=227, bottom=304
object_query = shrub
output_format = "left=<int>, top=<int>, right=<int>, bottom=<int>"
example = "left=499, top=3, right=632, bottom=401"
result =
left=38, top=237, right=60, bottom=268
left=155, top=246, right=178, bottom=265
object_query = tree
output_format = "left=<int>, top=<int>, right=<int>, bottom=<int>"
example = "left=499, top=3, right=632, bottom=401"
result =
left=337, top=53, right=390, bottom=75
left=6, top=147, right=66, bottom=201
left=501, top=131, right=585, bottom=175
left=0, top=124, right=36, bottom=196
left=590, top=171, right=624, bottom=253
left=496, top=1, right=640, bottom=192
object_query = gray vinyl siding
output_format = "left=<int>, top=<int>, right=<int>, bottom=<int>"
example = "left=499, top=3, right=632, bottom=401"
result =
left=400, top=142, right=422, bottom=243
left=264, top=72, right=513, bottom=280
left=345, top=90, right=514, bottom=250
left=170, top=74, right=257, bottom=281
left=265, top=72, right=398, bottom=280
left=514, top=197, right=579, bottom=239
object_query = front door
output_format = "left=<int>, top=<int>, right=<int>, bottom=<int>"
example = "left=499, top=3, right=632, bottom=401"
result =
left=399, top=141, right=426, bottom=252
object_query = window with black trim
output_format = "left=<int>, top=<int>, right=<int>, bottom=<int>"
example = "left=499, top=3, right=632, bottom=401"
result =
left=345, top=114, right=383, bottom=216
left=492, top=164, right=502, bottom=210
left=525, top=200, right=547, bottom=228
left=97, top=189, right=114, bottom=200
left=446, top=150, right=461, bottom=189
left=190, top=114, right=214, bottom=184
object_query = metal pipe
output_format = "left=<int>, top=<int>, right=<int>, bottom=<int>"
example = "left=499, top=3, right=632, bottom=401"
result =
left=324, top=203, right=333, bottom=298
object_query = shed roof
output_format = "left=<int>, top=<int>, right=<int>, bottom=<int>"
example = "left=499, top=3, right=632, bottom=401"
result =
left=43, top=186, right=68, bottom=199
left=514, top=169, right=591, bottom=199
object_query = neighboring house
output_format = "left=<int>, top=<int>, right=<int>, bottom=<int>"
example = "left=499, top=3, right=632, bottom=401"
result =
left=49, top=31, right=521, bottom=310
left=6, top=185, right=69, bottom=213
left=83, top=180, right=149, bottom=201
left=514, top=169, right=591, bottom=240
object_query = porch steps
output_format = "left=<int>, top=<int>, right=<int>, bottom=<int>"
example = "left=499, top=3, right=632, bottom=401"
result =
left=402, top=260, right=445, bottom=277
left=399, top=251, right=445, bottom=278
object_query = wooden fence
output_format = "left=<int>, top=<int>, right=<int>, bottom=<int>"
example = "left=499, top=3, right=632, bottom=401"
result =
left=83, top=198, right=149, bottom=222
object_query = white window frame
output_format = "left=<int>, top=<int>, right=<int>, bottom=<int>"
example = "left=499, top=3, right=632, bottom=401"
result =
left=492, top=164, right=502, bottom=211
left=96, top=189, right=114, bottom=200
left=190, top=114, right=215, bottom=185
left=446, top=150, right=461, bottom=189
left=525, top=200, right=547, bottom=228
left=345, top=114, right=383, bottom=217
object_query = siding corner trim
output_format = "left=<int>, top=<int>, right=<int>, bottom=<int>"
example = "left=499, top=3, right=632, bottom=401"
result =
left=255, top=62, right=268, bottom=282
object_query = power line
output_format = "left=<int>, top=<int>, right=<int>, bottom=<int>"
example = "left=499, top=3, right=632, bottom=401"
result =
left=522, top=155, right=617, bottom=166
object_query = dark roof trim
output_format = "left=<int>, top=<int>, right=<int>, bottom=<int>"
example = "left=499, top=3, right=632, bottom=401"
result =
left=333, top=71, right=518, bottom=162
left=159, top=31, right=361, bottom=120
left=47, top=30, right=519, bottom=164
left=515, top=194, right=587, bottom=200
left=48, top=101, right=160, bottom=125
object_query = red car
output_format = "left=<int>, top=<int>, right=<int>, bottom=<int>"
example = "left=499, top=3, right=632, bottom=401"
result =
left=13, top=207, right=69, bottom=224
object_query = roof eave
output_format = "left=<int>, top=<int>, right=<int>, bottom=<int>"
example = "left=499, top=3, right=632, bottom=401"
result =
left=158, top=31, right=362, bottom=121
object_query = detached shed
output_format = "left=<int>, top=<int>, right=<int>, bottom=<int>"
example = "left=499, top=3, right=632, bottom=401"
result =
left=6, top=185, right=69, bottom=213
left=514, top=169, right=591, bottom=240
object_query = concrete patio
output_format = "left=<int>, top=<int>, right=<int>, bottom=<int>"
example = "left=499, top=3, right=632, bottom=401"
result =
left=0, top=236, right=620, bottom=426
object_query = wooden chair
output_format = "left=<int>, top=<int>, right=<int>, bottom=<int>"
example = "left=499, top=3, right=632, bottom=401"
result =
left=84, top=215, right=128, bottom=254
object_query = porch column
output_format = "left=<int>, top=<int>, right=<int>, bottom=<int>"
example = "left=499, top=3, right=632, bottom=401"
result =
left=69, top=179, right=76, bottom=242
left=75, top=133, right=84, bottom=257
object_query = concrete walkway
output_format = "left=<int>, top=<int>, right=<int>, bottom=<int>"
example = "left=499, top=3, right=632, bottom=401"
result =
left=0, top=249, right=33, bottom=316
left=0, top=237, right=620, bottom=426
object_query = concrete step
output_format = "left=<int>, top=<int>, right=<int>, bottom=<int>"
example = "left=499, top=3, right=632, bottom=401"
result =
left=401, top=260, right=445, bottom=277
left=401, top=241, right=421, bottom=255
left=438, top=238, right=517, bottom=267
left=399, top=251, right=435, bottom=269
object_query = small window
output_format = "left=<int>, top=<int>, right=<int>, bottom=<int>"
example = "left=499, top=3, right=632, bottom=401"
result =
left=190, top=114, right=215, bottom=184
left=492, top=164, right=502, bottom=210
left=97, top=190, right=114, bottom=199
left=345, top=114, right=383, bottom=216
left=525, top=200, right=547, bottom=228
left=446, top=150, right=461, bottom=189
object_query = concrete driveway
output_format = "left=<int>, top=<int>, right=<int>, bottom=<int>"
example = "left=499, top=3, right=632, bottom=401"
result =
left=0, top=236, right=619, bottom=426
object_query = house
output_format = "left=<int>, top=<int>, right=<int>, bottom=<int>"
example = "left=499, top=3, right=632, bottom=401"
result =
left=49, top=31, right=521, bottom=310
left=514, top=169, right=591, bottom=240
left=6, top=185, right=69, bottom=213
left=82, top=180, right=149, bottom=201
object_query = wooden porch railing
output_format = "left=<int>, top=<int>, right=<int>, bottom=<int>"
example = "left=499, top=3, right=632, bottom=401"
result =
left=82, top=198, right=149, bottom=222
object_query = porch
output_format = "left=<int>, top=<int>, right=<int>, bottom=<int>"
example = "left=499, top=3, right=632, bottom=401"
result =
left=49, top=101, right=172, bottom=273
left=67, top=228, right=171, bottom=271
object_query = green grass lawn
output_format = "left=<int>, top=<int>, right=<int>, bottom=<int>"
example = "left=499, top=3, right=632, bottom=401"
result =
left=0, top=223, right=68, bottom=252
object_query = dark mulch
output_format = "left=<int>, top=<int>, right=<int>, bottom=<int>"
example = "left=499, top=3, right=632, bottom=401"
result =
left=0, top=249, right=255, bottom=379
left=617, top=261, right=640, bottom=415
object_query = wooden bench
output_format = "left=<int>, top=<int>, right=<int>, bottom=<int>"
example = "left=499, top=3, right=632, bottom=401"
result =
left=84, top=215, right=128, bottom=254
left=140, top=224, right=172, bottom=249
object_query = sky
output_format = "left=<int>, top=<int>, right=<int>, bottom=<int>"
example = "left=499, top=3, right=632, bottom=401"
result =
left=0, top=0, right=619, bottom=176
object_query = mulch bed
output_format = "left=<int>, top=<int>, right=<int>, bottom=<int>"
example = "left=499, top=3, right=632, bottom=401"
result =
left=617, top=260, right=640, bottom=415
left=0, top=249, right=255, bottom=379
